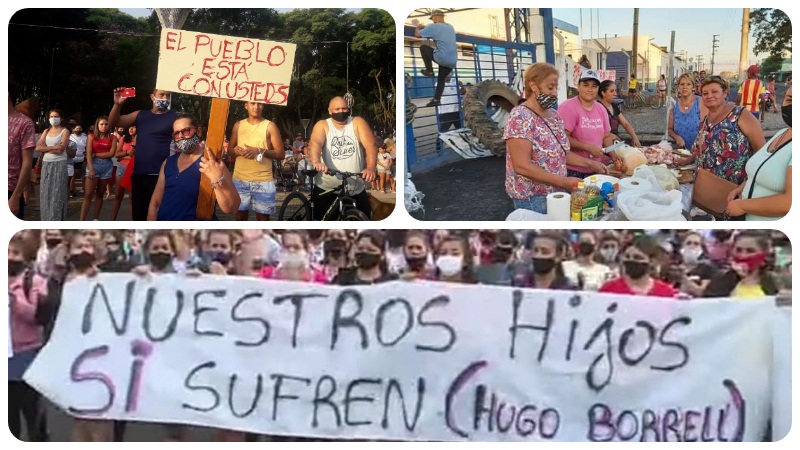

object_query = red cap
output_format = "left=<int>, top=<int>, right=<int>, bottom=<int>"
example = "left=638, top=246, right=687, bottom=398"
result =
left=747, top=65, right=760, bottom=75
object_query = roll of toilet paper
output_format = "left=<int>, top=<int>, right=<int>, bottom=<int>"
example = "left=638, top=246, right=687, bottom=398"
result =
left=546, top=192, right=571, bottom=221
left=618, top=177, right=652, bottom=194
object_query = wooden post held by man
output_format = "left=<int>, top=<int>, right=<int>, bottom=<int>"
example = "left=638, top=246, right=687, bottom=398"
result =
left=196, top=98, right=229, bottom=219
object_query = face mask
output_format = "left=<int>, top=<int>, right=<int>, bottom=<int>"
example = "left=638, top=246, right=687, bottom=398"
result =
left=623, top=260, right=650, bottom=280
left=280, top=251, right=309, bottom=269
left=69, top=252, right=95, bottom=271
left=492, top=248, right=513, bottom=263
left=148, top=252, right=173, bottom=270
left=154, top=97, right=171, bottom=111
left=532, top=257, right=557, bottom=274
left=436, top=255, right=463, bottom=277
left=324, top=239, right=347, bottom=255
left=331, top=111, right=350, bottom=122
left=599, top=248, right=618, bottom=263
left=49, top=117, right=61, bottom=126
left=680, top=247, right=703, bottom=265
left=732, top=252, right=766, bottom=274
left=355, top=252, right=381, bottom=269
left=535, top=92, right=558, bottom=109
left=578, top=242, right=595, bottom=256
left=46, top=238, right=63, bottom=249
left=208, top=251, right=231, bottom=266
left=781, top=104, right=791, bottom=127
left=405, top=256, right=428, bottom=271
left=8, top=260, right=26, bottom=277
left=176, top=135, right=201, bottom=153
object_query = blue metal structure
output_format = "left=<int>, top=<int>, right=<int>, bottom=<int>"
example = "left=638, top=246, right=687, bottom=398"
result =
left=404, top=9, right=555, bottom=174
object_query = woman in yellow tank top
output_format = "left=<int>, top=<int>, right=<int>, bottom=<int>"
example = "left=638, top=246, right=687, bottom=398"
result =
left=701, top=231, right=780, bottom=299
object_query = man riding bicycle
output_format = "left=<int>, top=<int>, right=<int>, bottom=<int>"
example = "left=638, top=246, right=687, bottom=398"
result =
left=309, top=96, right=378, bottom=220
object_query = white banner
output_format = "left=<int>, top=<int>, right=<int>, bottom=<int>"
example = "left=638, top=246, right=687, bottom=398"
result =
left=25, top=274, right=777, bottom=442
left=772, top=306, right=791, bottom=441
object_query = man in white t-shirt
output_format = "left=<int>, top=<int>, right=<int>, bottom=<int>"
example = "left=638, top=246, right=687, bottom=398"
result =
left=309, top=96, right=378, bottom=220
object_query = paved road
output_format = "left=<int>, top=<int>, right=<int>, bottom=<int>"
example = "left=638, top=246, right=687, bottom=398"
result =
left=410, top=98, right=789, bottom=221
left=23, top=183, right=395, bottom=222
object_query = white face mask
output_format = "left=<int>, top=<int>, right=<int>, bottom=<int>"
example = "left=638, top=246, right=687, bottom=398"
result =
left=436, top=255, right=463, bottom=277
left=49, top=117, right=61, bottom=126
left=279, top=250, right=309, bottom=269
left=680, top=247, right=703, bottom=265
left=599, top=248, right=618, bottom=263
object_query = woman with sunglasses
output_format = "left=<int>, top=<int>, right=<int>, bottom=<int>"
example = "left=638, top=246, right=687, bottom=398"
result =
left=599, top=235, right=677, bottom=298
left=148, top=114, right=240, bottom=220
left=673, top=77, right=765, bottom=185
left=702, top=230, right=780, bottom=299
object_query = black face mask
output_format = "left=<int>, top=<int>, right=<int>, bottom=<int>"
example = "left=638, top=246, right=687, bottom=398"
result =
left=355, top=252, right=381, bottom=269
left=781, top=104, right=791, bottom=127
left=148, top=252, right=173, bottom=270
left=324, top=239, right=348, bottom=254
left=623, top=260, right=650, bottom=280
left=405, top=256, right=427, bottom=271
left=492, top=248, right=513, bottom=263
left=45, top=238, right=63, bottom=249
left=331, top=111, right=350, bottom=122
left=208, top=251, right=231, bottom=266
left=532, top=257, right=557, bottom=274
left=578, top=242, right=595, bottom=256
left=8, top=260, right=26, bottom=276
left=69, top=252, right=95, bottom=271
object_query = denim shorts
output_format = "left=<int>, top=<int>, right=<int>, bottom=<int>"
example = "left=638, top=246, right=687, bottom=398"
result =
left=88, top=158, right=114, bottom=180
left=512, top=195, right=548, bottom=214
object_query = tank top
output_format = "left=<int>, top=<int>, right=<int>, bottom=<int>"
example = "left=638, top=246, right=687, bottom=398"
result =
left=314, top=117, right=365, bottom=190
left=156, top=154, right=216, bottom=221
left=135, top=109, right=179, bottom=175
left=232, top=119, right=274, bottom=182
left=91, top=135, right=114, bottom=156
left=672, top=95, right=701, bottom=148
left=42, top=130, right=67, bottom=162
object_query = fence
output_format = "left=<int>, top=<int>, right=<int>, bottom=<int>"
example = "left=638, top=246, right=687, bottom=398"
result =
left=404, top=25, right=538, bottom=174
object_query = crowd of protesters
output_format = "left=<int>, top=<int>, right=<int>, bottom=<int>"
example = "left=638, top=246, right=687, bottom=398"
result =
left=8, top=84, right=394, bottom=221
left=9, top=227, right=790, bottom=441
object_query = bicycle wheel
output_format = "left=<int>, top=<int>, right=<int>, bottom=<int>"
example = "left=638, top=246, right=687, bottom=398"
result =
left=278, top=191, right=311, bottom=221
left=649, top=95, right=661, bottom=109
left=342, top=208, right=369, bottom=221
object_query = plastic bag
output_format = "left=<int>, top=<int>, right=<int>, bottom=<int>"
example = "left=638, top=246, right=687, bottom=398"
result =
left=613, top=144, right=648, bottom=175
left=506, top=208, right=547, bottom=221
left=617, top=189, right=685, bottom=221
left=649, top=164, right=680, bottom=191
left=404, top=178, right=425, bottom=215
left=631, top=165, right=665, bottom=192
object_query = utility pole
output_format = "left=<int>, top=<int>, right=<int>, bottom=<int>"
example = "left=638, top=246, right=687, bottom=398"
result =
left=739, top=8, right=750, bottom=81
left=632, top=8, right=639, bottom=77
left=711, top=34, right=719, bottom=75
left=696, top=54, right=704, bottom=72
left=667, top=31, right=676, bottom=99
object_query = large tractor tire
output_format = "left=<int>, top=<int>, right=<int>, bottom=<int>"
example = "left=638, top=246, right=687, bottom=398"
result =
left=462, top=80, right=521, bottom=157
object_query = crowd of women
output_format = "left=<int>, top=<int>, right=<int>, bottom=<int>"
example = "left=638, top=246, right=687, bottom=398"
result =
left=504, top=62, right=792, bottom=220
left=9, top=227, right=791, bottom=441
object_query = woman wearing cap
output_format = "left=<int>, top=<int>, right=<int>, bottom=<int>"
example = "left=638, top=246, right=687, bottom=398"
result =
left=673, top=77, right=765, bottom=185
left=502, top=63, right=604, bottom=214
left=558, top=69, right=624, bottom=178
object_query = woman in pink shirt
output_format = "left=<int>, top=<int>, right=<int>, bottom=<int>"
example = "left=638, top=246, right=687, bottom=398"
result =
left=260, top=230, right=327, bottom=283
left=8, top=233, right=48, bottom=441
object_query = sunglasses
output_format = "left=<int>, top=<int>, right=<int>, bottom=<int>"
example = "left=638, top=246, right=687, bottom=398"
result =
left=702, top=76, right=729, bottom=90
left=172, top=126, right=196, bottom=139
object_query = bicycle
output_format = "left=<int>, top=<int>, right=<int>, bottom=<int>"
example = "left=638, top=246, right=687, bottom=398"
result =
left=277, top=168, right=369, bottom=221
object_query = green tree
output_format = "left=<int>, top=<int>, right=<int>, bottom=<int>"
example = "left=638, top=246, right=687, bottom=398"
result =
left=760, top=55, right=784, bottom=78
left=750, top=8, right=791, bottom=59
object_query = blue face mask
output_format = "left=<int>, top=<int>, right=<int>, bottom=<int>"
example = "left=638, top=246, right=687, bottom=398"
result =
left=153, top=97, right=171, bottom=112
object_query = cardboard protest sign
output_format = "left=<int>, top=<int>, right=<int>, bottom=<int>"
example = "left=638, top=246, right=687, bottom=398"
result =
left=25, top=274, right=776, bottom=442
left=570, top=64, right=616, bottom=89
left=156, top=28, right=296, bottom=105
left=772, top=307, right=791, bottom=441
